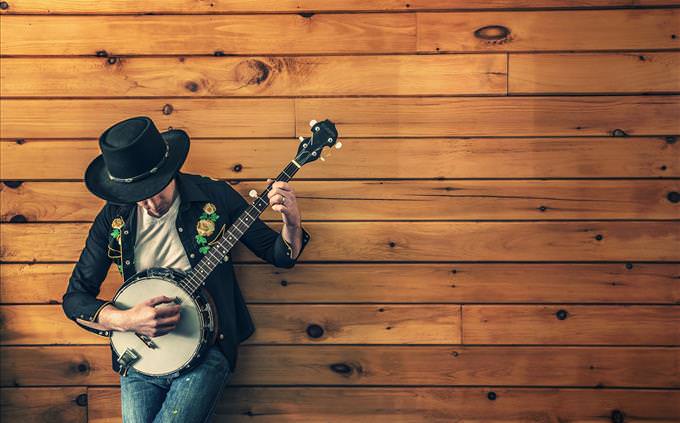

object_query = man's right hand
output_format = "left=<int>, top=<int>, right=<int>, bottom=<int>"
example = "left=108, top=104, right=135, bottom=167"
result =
left=94, top=295, right=181, bottom=336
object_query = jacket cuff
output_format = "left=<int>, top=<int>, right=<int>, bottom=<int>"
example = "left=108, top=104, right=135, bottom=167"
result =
left=275, top=226, right=311, bottom=268
left=72, top=299, right=113, bottom=337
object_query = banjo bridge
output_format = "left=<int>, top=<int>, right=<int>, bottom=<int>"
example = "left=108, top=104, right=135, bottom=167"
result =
left=136, top=333, right=159, bottom=349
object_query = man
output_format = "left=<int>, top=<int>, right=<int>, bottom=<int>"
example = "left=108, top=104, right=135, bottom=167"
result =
left=62, top=116, right=310, bottom=422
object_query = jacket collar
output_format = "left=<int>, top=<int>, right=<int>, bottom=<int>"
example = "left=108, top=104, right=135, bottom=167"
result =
left=175, top=171, right=210, bottom=209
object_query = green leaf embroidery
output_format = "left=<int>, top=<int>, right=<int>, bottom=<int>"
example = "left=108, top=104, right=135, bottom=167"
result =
left=199, top=246, right=210, bottom=254
left=110, top=228, right=120, bottom=239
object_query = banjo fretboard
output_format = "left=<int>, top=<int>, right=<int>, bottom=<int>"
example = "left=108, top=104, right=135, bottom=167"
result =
left=180, top=160, right=302, bottom=295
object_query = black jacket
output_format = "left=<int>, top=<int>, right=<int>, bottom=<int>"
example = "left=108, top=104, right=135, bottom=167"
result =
left=61, top=171, right=310, bottom=373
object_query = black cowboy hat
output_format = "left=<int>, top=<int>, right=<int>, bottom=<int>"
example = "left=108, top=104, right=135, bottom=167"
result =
left=84, top=116, right=190, bottom=204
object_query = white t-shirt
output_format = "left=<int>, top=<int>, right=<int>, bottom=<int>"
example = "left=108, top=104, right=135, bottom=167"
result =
left=134, top=191, right=192, bottom=273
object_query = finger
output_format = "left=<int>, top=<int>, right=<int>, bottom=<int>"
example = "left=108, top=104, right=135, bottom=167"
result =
left=156, top=314, right=180, bottom=326
left=271, top=204, right=288, bottom=213
left=267, top=178, right=292, bottom=191
left=155, top=304, right=181, bottom=318
left=146, top=295, right=173, bottom=306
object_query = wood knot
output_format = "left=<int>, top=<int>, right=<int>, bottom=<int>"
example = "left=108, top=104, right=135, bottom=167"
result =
left=3, top=181, right=23, bottom=188
left=487, top=391, right=497, bottom=400
left=612, top=128, right=627, bottom=137
left=107, top=57, right=117, bottom=65
left=667, top=191, right=680, bottom=203
left=185, top=81, right=199, bottom=92
left=95, top=50, right=108, bottom=57
left=611, top=409, right=625, bottom=423
left=235, top=59, right=271, bottom=86
left=10, top=214, right=27, bottom=223
left=329, top=363, right=352, bottom=375
left=474, top=25, right=512, bottom=44
left=625, top=262, right=633, bottom=269
left=162, top=104, right=173, bottom=115
left=306, top=323, right=324, bottom=338
left=556, top=309, right=568, bottom=320
left=233, top=164, right=242, bottom=172
left=280, top=279, right=288, bottom=286
left=76, top=362, right=90, bottom=373
left=0, top=2, right=9, bottom=10
left=299, top=12, right=314, bottom=18
left=75, top=393, right=88, bottom=407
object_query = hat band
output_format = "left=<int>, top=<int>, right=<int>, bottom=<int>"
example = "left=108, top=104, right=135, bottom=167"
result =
left=107, top=138, right=170, bottom=183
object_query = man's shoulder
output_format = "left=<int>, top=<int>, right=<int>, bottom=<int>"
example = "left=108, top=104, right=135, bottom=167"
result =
left=182, top=172, right=241, bottom=196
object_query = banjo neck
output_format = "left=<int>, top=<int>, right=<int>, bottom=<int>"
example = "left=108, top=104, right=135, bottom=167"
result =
left=179, top=159, right=303, bottom=295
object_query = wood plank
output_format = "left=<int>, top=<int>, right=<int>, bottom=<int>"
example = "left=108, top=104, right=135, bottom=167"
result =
left=0, top=387, right=86, bottom=423
left=294, top=96, right=680, bottom=137
left=88, top=387, right=680, bottom=423
left=0, top=55, right=507, bottom=97
left=3, top=180, right=680, bottom=222
left=418, top=9, right=680, bottom=52
left=0, top=99, right=294, bottom=139
left=2, top=96, right=679, bottom=139
left=3, top=345, right=678, bottom=387
left=509, top=52, right=680, bottom=94
left=0, top=14, right=416, bottom=55
left=2, top=0, right=677, bottom=14
left=0, top=264, right=122, bottom=304
left=2, top=221, right=678, bottom=262
left=2, top=10, right=678, bottom=55
left=462, top=305, right=680, bottom=345
left=2, top=263, right=679, bottom=305
left=2, top=137, right=677, bottom=180
left=0, top=304, right=461, bottom=345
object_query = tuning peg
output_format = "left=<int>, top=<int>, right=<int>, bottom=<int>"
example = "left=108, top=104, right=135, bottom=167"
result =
left=309, top=119, right=317, bottom=127
left=335, top=141, right=342, bottom=149
left=299, top=136, right=304, bottom=141
left=249, top=189, right=258, bottom=198
left=319, top=156, right=325, bottom=162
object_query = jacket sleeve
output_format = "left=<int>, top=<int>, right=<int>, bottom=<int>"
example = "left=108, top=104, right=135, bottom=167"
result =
left=61, top=204, right=115, bottom=337
left=222, top=182, right=310, bottom=268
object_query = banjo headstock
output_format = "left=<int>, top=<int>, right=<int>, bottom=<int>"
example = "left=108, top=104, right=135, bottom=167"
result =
left=295, top=119, right=341, bottom=165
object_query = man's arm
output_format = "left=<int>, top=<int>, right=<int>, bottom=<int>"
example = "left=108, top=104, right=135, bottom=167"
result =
left=222, top=181, right=311, bottom=268
left=62, top=205, right=117, bottom=337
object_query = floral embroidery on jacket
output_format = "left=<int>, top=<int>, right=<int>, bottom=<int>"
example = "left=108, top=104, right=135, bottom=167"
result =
left=195, top=202, right=221, bottom=254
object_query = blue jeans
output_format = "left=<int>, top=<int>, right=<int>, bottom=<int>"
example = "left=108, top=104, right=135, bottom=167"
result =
left=120, top=345, right=232, bottom=423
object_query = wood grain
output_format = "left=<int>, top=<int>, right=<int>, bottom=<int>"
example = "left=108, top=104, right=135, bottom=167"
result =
left=0, top=387, right=86, bottom=423
left=2, top=0, right=677, bottom=14
left=462, top=305, right=680, bottom=345
left=2, top=221, right=678, bottom=262
left=2, top=137, right=677, bottom=180
left=0, top=304, right=462, bottom=345
left=3, top=180, right=680, bottom=222
left=509, top=52, right=680, bottom=94
left=3, top=345, right=678, bottom=387
left=0, top=55, right=507, bottom=97
left=2, top=263, right=679, bottom=305
left=2, top=96, right=679, bottom=139
left=3, top=10, right=678, bottom=55
left=87, top=387, right=680, bottom=423
left=418, top=9, right=680, bottom=52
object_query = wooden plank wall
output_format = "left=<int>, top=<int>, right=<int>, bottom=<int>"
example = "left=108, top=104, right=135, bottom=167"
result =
left=1, top=1, right=680, bottom=421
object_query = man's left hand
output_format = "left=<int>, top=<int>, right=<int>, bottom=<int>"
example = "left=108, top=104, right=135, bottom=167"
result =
left=266, top=178, right=301, bottom=227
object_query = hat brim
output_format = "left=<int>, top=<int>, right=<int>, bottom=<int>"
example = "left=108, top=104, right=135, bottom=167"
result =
left=84, top=129, right=190, bottom=205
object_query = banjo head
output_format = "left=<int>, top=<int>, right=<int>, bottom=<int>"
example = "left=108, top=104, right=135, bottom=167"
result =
left=110, top=268, right=208, bottom=376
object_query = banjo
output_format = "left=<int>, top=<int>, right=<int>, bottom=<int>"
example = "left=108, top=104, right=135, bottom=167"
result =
left=110, top=118, right=339, bottom=377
